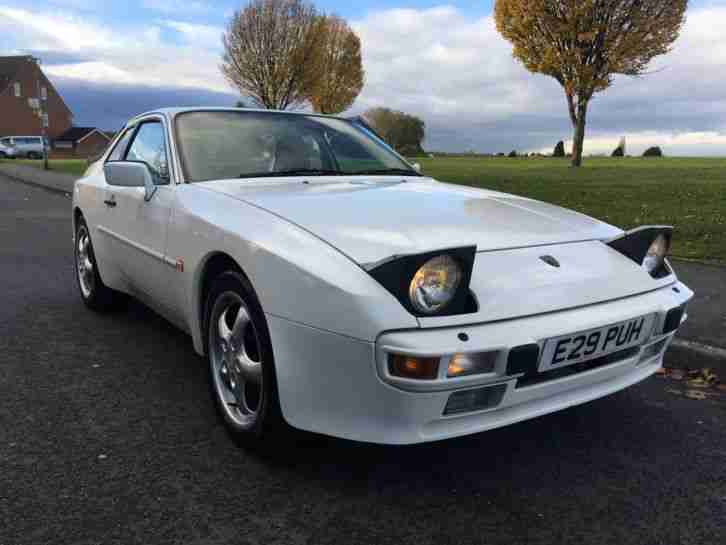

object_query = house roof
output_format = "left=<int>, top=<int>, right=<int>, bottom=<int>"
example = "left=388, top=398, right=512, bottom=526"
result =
left=56, top=127, right=112, bottom=143
left=0, top=56, right=33, bottom=95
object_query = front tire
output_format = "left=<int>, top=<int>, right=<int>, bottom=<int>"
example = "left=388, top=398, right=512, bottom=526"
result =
left=204, top=271, right=284, bottom=443
left=74, top=219, right=124, bottom=311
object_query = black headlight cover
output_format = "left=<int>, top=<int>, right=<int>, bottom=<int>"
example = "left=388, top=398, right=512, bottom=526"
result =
left=367, top=246, right=477, bottom=317
left=607, top=226, right=673, bottom=278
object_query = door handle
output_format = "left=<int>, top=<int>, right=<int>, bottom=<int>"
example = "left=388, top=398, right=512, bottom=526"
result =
left=103, top=198, right=116, bottom=207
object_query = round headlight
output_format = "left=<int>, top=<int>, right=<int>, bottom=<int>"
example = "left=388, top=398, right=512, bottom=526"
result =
left=643, top=234, right=669, bottom=274
left=409, top=255, right=462, bottom=314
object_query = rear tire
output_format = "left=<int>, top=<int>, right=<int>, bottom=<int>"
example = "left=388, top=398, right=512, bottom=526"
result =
left=27, top=152, right=40, bottom=160
left=203, top=271, right=285, bottom=445
left=74, top=218, right=125, bottom=311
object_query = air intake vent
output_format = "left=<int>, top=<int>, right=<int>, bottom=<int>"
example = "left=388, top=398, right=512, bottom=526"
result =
left=663, top=305, right=686, bottom=334
left=443, top=384, right=507, bottom=415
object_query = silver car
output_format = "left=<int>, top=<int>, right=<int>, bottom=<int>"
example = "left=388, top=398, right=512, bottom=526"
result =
left=0, top=139, right=16, bottom=159
left=2, top=136, right=45, bottom=159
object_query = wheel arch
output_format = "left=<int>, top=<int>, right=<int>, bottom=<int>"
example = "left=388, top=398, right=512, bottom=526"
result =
left=73, top=206, right=84, bottom=233
left=195, top=251, right=247, bottom=356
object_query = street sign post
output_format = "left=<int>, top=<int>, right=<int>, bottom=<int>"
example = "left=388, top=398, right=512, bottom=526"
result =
left=32, top=57, right=49, bottom=170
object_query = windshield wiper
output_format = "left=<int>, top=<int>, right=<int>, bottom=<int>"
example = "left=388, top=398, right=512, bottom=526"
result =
left=347, top=168, right=421, bottom=176
left=238, top=169, right=343, bottom=178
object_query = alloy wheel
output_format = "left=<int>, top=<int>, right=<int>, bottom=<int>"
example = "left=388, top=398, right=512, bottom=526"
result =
left=208, top=292, right=264, bottom=429
left=76, top=225, right=95, bottom=299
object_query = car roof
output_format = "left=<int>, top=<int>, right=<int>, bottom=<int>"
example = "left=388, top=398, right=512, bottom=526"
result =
left=128, top=107, right=346, bottom=125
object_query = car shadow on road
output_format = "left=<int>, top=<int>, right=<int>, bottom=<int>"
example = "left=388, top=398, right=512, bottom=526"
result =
left=107, top=297, right=684, bottom=499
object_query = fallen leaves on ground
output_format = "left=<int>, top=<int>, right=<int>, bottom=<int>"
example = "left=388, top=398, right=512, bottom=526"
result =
left=688, top=368, right=718, bottom=388
left=658, top=366, right=723, bottom=401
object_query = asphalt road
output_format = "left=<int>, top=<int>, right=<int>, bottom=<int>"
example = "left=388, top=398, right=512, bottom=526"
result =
left=1, top=176, right=725, bottom=545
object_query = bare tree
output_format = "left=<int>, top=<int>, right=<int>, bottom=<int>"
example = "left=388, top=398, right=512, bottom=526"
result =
left=221, top=0, right=325, bottom=110
left=308, top=16, right=364, bottom=114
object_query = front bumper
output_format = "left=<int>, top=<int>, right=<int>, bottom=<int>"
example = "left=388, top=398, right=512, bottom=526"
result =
left=268, top=281, right=692, bottom=445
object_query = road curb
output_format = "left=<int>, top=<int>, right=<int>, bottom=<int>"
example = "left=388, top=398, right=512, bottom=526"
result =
left=0, top=164, right=76, bottom=195
left=1, top=170, right=72, bottom=196
left=665, top=339, right=726, bottom=374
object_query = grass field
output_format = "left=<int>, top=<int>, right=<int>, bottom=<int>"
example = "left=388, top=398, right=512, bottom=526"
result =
left=0, top=158, right=88, bottom=176
left=418, top=156, right=726, bottom=263
left=2, top=156, right=723, bottom=262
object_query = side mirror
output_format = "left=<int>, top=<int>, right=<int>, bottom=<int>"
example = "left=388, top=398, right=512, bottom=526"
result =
left=104, top=161, right=157, bottom=202
left=412, top=162, right=421, bottom=173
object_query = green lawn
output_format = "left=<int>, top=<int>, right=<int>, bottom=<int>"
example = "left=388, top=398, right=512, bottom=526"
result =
left=0, top=158, right=88, bottom=176
left=418, top=156, right=726, bottom=263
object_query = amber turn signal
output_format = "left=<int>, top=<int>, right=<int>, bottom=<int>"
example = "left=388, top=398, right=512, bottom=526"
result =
left=447, top=351, right=498, bottom=377
left=388, top=354, right=440, bottom=380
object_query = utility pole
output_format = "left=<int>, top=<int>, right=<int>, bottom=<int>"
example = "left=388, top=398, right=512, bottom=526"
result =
left=31, top=56, right=49, bottom=170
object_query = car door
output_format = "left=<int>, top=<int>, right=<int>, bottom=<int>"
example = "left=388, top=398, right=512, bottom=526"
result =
left=102, top=118, right=180, bottom=319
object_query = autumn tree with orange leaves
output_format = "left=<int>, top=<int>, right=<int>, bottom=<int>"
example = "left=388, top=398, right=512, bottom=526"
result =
left=308, top=16, right=364, bottom=114
left=494, top=0, right=688, bottom=167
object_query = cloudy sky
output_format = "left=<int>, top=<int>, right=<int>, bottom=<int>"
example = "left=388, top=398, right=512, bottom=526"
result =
left=2, top=0, right=725, bottom=155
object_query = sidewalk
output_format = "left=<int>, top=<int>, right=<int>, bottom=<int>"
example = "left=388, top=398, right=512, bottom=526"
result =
left=1, top=161, right=723, bottom=365
left=0, top=162, right=76, bottom=194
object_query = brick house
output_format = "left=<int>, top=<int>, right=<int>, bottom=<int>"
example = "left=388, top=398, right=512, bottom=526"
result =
left=53, top=127, right=112, bottom=158
left=0, top=56, right=73, bottom=140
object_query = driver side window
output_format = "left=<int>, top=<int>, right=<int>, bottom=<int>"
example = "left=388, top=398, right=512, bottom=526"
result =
left=125, top=122, right=169, bottom=184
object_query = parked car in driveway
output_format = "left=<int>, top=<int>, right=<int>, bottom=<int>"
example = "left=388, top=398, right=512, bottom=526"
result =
left=71, top=107, right=693, bottom=445
left=1, top=136, right=46, bottom=159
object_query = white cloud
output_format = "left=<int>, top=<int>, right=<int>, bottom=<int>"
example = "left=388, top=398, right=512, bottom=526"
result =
left=162, top=20, right=223, bottom=50
left=0, top=6, right=120, bottom=51
left=0, top=6, right=229, bottom=92
left=2, top=2, right=726, bottom=154
left=351, top=4, right=726, bottom=154
left=538, top=131, right=726, bottom=157
left=351, top=7, right=560, bottom=120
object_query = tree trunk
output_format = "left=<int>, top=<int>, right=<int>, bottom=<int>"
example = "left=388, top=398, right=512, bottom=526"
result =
left=571, top=100, right=588, bottom=168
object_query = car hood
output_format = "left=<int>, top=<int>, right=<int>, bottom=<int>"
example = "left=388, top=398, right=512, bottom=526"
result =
left=199, top=177, right=622, bottom=266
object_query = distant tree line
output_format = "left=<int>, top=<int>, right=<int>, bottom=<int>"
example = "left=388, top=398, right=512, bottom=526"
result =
left=362, top=107, right=426, bottom=156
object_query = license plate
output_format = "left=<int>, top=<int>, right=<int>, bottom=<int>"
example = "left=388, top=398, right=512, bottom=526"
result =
left=539, top=315, right=655, bottom=372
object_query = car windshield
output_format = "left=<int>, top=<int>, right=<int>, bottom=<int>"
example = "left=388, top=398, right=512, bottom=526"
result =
left=175, top=111, right=419, bottom=183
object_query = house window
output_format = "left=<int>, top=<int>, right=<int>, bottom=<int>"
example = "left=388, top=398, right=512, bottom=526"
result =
left=14, top=82, right=21, bottom=97
left=41, top=87, right=47, bottom=100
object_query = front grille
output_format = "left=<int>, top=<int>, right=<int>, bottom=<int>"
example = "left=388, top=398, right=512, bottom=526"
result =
left=516, top=346, right=640, bottom=389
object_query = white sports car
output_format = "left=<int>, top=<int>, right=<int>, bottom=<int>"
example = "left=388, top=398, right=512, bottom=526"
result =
left=72, top=107, right=693, bottom=445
